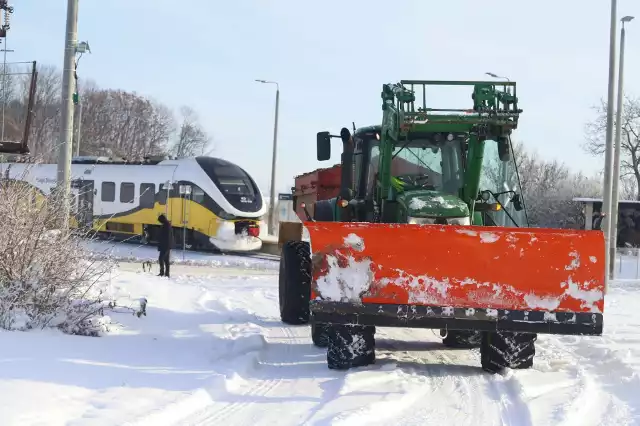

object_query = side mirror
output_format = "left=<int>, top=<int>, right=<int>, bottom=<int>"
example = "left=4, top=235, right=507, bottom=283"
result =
left=340, top=127, right=352, bottom=144
left=497, top=137, right=511, bottom=162
left=512, top=193, right=523, bottom=211
left=317, top=131, right=331, bottom=161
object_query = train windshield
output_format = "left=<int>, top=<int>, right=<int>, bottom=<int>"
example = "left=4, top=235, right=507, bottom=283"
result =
left=214, top=165, right=255, bottom=196
left=195, top=156, right=262, bottom=213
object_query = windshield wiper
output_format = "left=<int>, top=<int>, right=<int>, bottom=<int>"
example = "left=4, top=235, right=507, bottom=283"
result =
left=391, top=139, right=438, bottom=175
left=483, top=189, right=521, bottom=228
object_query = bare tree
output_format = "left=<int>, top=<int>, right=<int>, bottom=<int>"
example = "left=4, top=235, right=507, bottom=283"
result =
left=0, top=63, right=208, bottom=162
left=77, top=89, right=175, bottom=159
left=621, top=176, right=638, bottom=200
left=170, top=106, right=211, bottom=158
left=584, top=96, right=640, bottom=200
left=0, top=160, right=117, bottom=335
left=483, top=140, right=601, bottom=228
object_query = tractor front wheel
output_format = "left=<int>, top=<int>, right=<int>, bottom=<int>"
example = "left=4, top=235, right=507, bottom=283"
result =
left=327, top=324, right=376, bottom=370
left=278, top=241, right=311, bottom=325
left=311, top=321, right=330, bottom=347
left=480, top=330, right=537, bottom=373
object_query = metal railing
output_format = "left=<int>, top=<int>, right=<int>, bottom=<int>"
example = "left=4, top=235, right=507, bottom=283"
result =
left=615, top=247, right=640, bottom=279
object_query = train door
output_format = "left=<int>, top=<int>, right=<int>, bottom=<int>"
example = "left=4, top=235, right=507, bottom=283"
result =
left=70, top=179, right=94, bottom=230
left=178, top=184, right=192, bottom=250
left=159, top=165, right=178, bottom=220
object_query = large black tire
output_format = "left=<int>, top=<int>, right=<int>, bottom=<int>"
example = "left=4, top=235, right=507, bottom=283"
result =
left=480, top=331, right=537, bottom=374
left=441, top=329, right=482, bottom=348
left=327, top=325, right=376, bottom=370
left=313, top=200, right=334, bottom=221
left=311, top=321, right=330, bottom=347
left=279, top=241, right=311, bottom=325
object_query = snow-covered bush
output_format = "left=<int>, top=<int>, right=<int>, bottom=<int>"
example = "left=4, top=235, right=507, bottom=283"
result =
left=0, top=168, right=116, bottom=336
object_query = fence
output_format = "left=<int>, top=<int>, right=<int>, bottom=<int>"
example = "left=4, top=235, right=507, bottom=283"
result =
left=615, top=248, right=640, bottom=280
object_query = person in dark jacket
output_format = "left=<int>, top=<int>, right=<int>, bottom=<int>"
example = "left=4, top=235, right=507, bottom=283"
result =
left=157, top=214, right=173, bottom=277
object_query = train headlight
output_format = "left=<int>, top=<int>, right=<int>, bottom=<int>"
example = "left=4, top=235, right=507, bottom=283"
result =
left=218, top=210, right=236, bottom=220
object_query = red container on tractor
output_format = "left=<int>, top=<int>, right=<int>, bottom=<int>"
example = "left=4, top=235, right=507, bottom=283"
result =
left=291, top=164, right=342, bottom=221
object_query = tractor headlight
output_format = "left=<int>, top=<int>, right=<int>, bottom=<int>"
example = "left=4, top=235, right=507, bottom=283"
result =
left=407, top=216, right=470, bottom=225
left=446, top=216, right=471, bottom=225
left=407, top=217, right=437, bottom=225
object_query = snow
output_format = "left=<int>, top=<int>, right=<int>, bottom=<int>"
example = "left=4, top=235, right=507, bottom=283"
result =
left=565, top=251, right=581, bottom=271
left=479, top=232, right=500, bottom=243
left=82, top=239, right=279, bottom=271
left=0, top=252, right=639, bottom=425
left=523, top=294, right=562, bottom=311
left=315, top=254, right=374, bottom=302
left=343, top=233, right=365, bottom=252
left=408, top=198, right=428, bottom=210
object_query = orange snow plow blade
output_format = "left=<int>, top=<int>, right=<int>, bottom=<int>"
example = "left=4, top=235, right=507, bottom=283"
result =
left=306, top=222, right=605, bottom=336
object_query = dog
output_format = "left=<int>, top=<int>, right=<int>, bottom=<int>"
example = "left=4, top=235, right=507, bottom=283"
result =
left=142, top=260, right=153, bottom=273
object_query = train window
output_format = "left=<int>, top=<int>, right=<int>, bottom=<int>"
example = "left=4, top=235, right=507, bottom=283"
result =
left=158, top=183, right=175, bottom=205
left=120, top=182, right=135, bottom=203
left=101, top=182, right=115, bottom=202
left=192, top=186, right=205, bottom=203
left=140, top=183, right=155, bottom=208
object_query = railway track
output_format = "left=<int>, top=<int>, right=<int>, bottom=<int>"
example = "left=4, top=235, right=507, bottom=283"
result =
left=86, top=234, right=281, bottom=263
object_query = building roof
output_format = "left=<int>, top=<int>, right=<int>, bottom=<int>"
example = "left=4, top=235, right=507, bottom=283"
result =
left=573, top=197, right=640, bottom=204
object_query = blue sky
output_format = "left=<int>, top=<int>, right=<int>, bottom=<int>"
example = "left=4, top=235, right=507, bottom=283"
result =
left=8, top=0, right=640, bottom=195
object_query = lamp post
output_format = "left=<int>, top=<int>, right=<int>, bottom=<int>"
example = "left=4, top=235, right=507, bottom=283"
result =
left=255, top=79, right=280, bottom=236
left=57, top=0, right=79, bottom=228
left=73, top=41, right=90, bottom=157
left=610, top=15, right=634, bottom=278
left=601, top=0, right=619, bottom=290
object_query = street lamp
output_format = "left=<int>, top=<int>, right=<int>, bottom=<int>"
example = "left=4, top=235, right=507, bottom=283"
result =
left=73, top=40, right=90, bottom=157
left=610, top=15, right=634, bottom=278
left=485, top=72, right=510, bottom=82
left=601, top=0, right=619, bottom=290
left=255, top=79, right=280, bottom=236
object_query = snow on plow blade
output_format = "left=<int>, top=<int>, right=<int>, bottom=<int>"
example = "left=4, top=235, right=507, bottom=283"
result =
left=306, top=222, right=605, bottom=336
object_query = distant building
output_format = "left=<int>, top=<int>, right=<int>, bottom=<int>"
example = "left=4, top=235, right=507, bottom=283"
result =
left=573, top=197, right=640, bottom=247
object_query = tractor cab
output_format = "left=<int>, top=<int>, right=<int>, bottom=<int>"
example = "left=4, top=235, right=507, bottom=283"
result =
left=317, top=123, right=527, bottom=228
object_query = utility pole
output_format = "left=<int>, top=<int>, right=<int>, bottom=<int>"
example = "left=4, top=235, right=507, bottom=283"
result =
left=610, top=15, right=634, bottom=278
left=0, top=1, right=13, bottom=143
left=601, top=0, right=618, bottom=290
left=57, top=0, right=79, bottom=228
left=255, top=79, right=280, bottom=236
left=1, top=45, right=13, bottom=142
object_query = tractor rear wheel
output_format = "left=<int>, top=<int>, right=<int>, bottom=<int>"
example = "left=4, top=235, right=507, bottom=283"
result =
left=279, top=241, right=311, bottom=325
left=327, top=324, right=376, bottom=370
left=441, top=329, right=482, bottom=348
left=480, top=331, right=537, bottom=373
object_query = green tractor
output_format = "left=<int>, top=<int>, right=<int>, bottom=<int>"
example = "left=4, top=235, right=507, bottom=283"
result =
left=278, top=80, right=605, bottom=373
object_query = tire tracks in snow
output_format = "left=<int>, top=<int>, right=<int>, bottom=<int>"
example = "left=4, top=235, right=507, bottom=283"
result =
left=174, top=282, right=309, bottom=425
left=129, top=280, right=301, bottom=426
left=329, top=328, right=534, bottom=426
left=536, top=335, right=636, bottom=426
left=181, top=323, right=306, bottom=425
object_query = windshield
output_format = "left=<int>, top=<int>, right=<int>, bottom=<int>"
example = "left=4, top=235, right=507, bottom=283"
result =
left=195, top=156, right=262, bottom=212
left=216, top=168, right=255, bottom=196
left=479, top=139, right=528, bottom=227
left=368, top=137, right=463, bottom=196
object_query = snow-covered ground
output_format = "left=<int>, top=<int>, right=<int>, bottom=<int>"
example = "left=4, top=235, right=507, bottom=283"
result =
left=82, top=239, right=279, bottom=270
left=0, top=244, right=639, bottom=425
